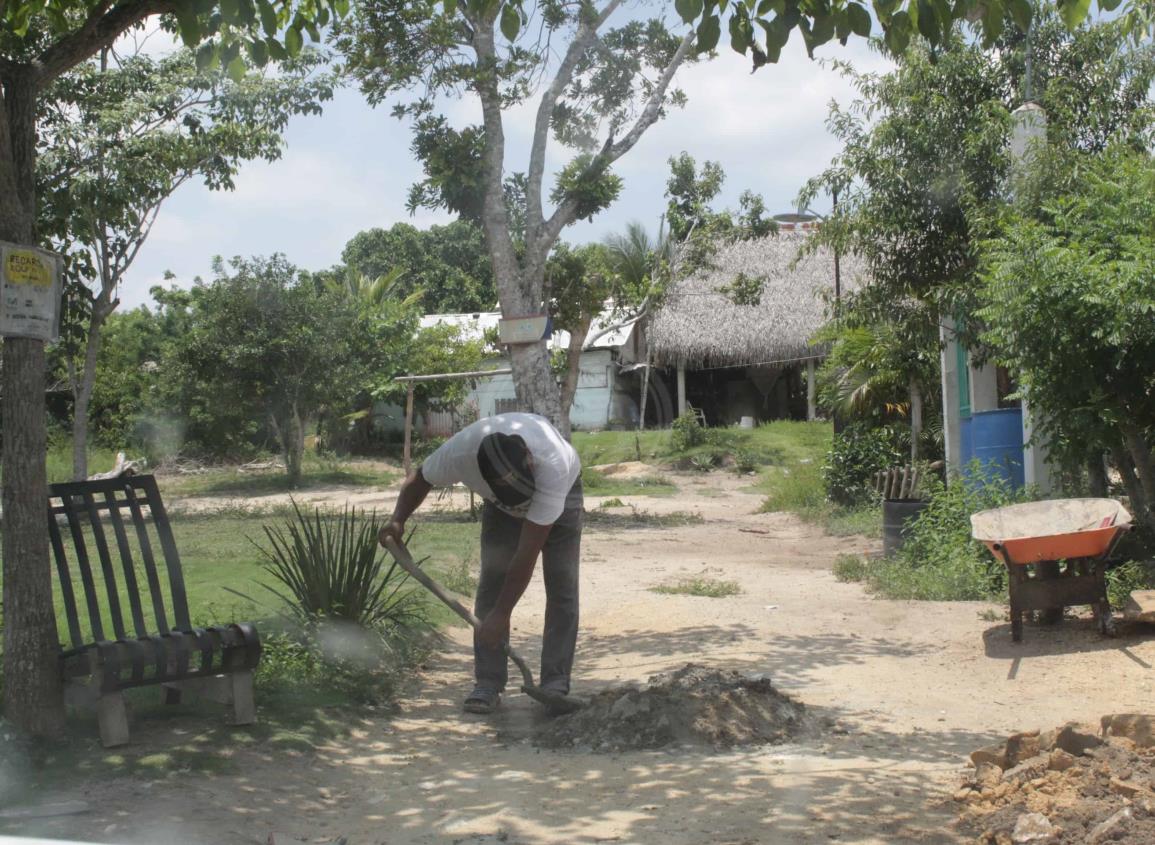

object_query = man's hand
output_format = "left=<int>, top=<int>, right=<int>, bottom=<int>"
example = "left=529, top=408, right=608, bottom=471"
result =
left=378, top=519, right=405, bottom=549
left=478, top=610, right=511, bottom=650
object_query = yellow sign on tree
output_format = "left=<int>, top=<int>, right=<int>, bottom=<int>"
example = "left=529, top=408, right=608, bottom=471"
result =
left=0, top=242, right=62, bottom=341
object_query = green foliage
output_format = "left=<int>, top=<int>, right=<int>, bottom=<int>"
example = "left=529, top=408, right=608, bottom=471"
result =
left=833, top=554, right=868, bottom=583
left=760, top=458, right=827, bottom=515
left=1106, top=560, right=1155, bottom=610
left=550, top=154, right=622, bottom=222
left=670, top=409, right=707, bottom=451
left=867, top=471, right=1034, bottom=601
left=651, top=577, right=742, bottom=598
left=338, top=220, right=497, bottom=313
left=822, top=422, right=904, bottom=506
left=814, top=290, right=941, bottom=428
left=580, top=467, right=675, bottom=497
left=1, top=2, right=343, bottom=80
left=799, top=38, right=1012, bottom=314
left=258, top=502, right=425, bottom=631
left=664, top=153, right=775, bottom=276
left=599, top=497, right=626, bottom=508
left=979, top=147, right=1155, bottom=524
left=168, top=255, right=391, bottom=481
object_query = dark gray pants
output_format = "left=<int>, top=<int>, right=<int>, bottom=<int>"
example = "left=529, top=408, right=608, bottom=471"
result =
left=473, top=488, right=583, bottom=692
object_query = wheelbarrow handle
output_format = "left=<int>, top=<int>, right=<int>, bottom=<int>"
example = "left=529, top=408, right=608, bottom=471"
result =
left=382, top=537, right=536, bottom=689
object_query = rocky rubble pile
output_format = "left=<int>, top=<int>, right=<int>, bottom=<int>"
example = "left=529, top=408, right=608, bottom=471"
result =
left=534, top=663, right=815, bottom=753
left=956, top=715, right=1155, bottom=844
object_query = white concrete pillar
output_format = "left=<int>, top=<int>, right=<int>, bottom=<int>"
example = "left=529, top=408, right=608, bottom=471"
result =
left=806, top=359, right=817, bottom=421
left=1022, top=401, right=1055, bottom=495
left=940, top=318, right=961, bottom=478
left=676, top=363, right=687, bottom=417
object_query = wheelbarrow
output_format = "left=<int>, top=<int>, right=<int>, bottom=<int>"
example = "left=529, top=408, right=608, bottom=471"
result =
left=971, top=498, right=1132, bottom=642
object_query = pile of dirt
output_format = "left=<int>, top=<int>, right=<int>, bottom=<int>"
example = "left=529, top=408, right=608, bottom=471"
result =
left=534, top=663, right=814, bottom=753
left=955, top=715, right=1155, bottom=844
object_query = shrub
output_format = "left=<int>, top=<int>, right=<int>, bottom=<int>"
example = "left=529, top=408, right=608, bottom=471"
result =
left=822, top=422, right=904, bottom=506
left=671, top=410, right=706, bottom=451
left=867, top=469, right=1036, bottom=601
left=258, top=502, right=425, bottom=632
left=833, top=554, right=868, bottom=582
left=1107, top=560, right=1155, bottom=610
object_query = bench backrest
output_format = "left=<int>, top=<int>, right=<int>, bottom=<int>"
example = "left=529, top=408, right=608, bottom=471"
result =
left=47, top=475, right=191, bottom=650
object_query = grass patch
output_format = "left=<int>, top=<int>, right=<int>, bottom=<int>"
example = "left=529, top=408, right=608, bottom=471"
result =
left=160, top=456, right=396, bottom=498
left=599, top=497, right=627, bottom=508
left=833, top=554, right=868, bottom=583
left=583, top=506, right=704, bottom=530
left=651, top=577, right=742, bottom=598
left=580, top=466, right=676, bottom=497
left=572, top=421, right=831, bottom=472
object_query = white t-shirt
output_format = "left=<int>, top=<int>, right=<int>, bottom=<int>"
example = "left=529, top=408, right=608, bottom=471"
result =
left=421, top=413, right=581, bottom=526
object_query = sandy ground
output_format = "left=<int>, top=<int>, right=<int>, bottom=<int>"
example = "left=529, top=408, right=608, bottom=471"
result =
left=7, top=470, right=1155, bottom=845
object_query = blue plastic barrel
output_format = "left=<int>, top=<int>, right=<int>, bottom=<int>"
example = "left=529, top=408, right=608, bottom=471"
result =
left=970, top=408, right=1025, bottom=489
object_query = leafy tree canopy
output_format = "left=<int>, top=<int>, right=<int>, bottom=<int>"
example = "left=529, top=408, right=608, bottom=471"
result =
left=337, top=220, right=497, bottom=313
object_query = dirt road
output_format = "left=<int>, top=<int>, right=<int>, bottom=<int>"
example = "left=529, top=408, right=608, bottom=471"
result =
left=9, top=471, right=1155, bottom=845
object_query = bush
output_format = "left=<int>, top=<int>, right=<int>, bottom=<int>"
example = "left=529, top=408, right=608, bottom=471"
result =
left=671, top=410, right=707, bottom=451
left=258, top=501, right=425, bottom=631
left=822, top=423, right=904, bottom=506
left=833, top=554, right=868, bottom=582
left=1107, top=560, right=1155, bottom=610
left=866, top=469, right=1036, bottom=601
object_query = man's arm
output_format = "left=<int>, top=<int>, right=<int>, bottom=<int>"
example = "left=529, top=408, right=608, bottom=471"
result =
left=477, top=520, right=552, bottom=648
left=378, top=469, right=433, bottom=547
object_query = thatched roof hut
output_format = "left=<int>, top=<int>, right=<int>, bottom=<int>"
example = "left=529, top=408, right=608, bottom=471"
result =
left=649, top=230, right=867, bottom=369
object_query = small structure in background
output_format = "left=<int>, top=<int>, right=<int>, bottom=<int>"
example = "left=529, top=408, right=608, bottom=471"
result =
left=375, top=310, right=647, bottom=438
left=647, top=227, right=866, bottom=426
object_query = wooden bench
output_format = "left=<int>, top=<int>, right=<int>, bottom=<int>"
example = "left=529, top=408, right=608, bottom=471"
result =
left=47, top=474, right=262, bottom=747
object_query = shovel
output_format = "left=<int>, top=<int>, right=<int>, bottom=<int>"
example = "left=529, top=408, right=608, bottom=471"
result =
left=383, top=537, right=586, bottom=715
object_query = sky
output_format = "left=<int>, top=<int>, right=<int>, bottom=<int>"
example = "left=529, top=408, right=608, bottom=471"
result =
left=117, top=24, right=894, bottom=310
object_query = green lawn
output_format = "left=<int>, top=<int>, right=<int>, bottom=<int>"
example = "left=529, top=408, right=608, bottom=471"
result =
left=572, top=420, right=833, bottom=468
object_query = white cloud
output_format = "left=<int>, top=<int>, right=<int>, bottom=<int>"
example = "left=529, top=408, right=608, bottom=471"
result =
left=119, top=28, right=893, bottom=308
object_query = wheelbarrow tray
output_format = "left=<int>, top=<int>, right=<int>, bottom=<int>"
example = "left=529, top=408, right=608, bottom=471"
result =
left=970, top=498, right=1132, bottom=642
left=970, top=498, right=1132, bottom=564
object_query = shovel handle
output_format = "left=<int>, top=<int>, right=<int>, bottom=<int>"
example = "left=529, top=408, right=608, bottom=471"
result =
left=383, top=536, right=536, bottom=689
left=384, top=536, right=480, bottom=627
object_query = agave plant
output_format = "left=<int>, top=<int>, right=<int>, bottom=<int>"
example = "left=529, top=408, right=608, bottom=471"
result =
left=258, top=501, right=424, bottom=633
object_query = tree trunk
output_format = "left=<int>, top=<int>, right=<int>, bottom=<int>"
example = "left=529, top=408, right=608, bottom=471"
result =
left=559, top=314, right=592, bottom=424
left=508, top=338, right=564, bottom=433
left=71, top=306, right=110, bottom=480
left=1112, top=442, right=1150, bottom=531
left=285, top=402, right=304, bottom=488
left=0, top=70, right=67, bottom=737
left=1123, top=424, right=1155, bottom=529
left=909, top=377, right=922, bottom=463
left=1087, top=451, right=1108, bottom=498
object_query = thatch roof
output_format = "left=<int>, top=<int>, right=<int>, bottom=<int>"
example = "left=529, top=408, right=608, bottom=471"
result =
left=649, top=231, right=867, bottom=369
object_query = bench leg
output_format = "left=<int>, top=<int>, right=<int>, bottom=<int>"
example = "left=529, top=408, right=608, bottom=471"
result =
left=98, top=692, right=130, bottom=748
left=230, top=670, right=256, bottom=726
left=163, top=686, right=182, bottom=705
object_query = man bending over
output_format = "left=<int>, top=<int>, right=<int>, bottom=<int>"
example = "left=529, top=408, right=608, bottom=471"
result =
left=379, top=413, right=582, bottom=714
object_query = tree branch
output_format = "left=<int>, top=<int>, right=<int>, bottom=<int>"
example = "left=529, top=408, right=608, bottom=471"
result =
left=35, top=0, right=174, bottom=89
left=525, top=0, right=622, bottom=246
left=536, top=30, right=695, bottom=255
left=470, top=13, right=525, bottom=309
